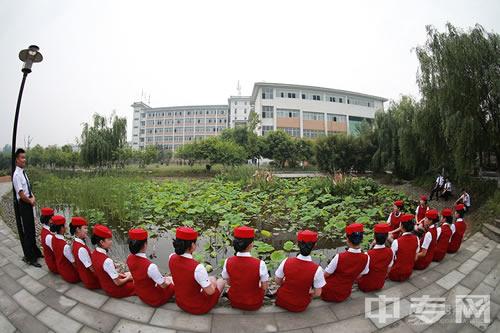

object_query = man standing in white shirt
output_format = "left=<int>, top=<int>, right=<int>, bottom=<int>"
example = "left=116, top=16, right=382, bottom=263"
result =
left=429, top=173, right=445, bottom=201
left=12, top=148, right=42, bottom=267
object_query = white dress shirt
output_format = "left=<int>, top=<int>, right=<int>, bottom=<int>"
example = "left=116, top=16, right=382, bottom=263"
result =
left=135, top=253, right=165, bottom=285
left=324, top=248, right=370, bottom=275
left=96, top=247, right=119, bottom=279
left=275, top=254, right=326, bottom=289
left=169, top=253, right=211, bottom=288
left=372, top=244, right=394, bottom=267
left=421, top=231, right=432, bottom=250
left=221, top=252, right=269, bottom=282
left=74, top=237, right=92, bottom=268
left=54, top=234, right=75, bottom=263
left=12, top=166, right=31, bottom=200
left=391, top=232, right=420, bottom=259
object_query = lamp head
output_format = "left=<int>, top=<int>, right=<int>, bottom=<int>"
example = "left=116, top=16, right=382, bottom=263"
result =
left=19, top=45, right=43, bottom=73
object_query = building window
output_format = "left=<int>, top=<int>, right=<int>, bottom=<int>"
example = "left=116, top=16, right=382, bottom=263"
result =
left=280, top=92, right=284, bottom=98
left=312, top=95, right=321, bottom=101
left=262, top=125, right=274, bottom=135
left=329, top=96, right=336, bottom=102
left=303, top=129, right=325, bottom=138
left=302, top=93, right=306, bottom=99
left=278, top=127, right=300, bottom=137
left=277, top=109, right=299, bottom=118
left=339, top=97, right=343, bottom=103
left=262, top=87, right=273, bottom=99
left=262, top=106, right=274, bottom=118
left=327, top=114, right=346, bottom=123
left=287, top=92, right=296, bottom=98
left=303, top=111, right=324, bottom=121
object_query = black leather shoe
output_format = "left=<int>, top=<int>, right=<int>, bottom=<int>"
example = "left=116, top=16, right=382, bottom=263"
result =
left=28, top=261, right=42, bottom=268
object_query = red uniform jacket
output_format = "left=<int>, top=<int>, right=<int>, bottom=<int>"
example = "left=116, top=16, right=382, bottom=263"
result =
left=52, top=235, right=80, bottom=283
left=91, top=248, right=135, bottom=298
left=433, top=224, right=453, bottom=262
left=414, top=227, right=437, bottom=270
left=169, top=253, right=220, bottom=315
left=416, top=205, right=428, bottom=222
left=127, top=254, right=174, bottom=307
left=322, top=251, right=369, bottom=302
left=388, top=212, right=402, bottom=239
left=72, top=239, right=100, bottom=289
left=41, top=227, right=58, bottom=273
left=357, top=246, right=393, bottom=292
left=448, top=219, right=466, bottom=253
left=389, top=233, right=419, bottom=281
left=226, top=256, right=264, bottom=310
left=275, top=257, right=319, bottom=312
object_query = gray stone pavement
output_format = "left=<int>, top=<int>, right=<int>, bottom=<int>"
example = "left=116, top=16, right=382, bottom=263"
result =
left=0, top=182, right=499, bottom=332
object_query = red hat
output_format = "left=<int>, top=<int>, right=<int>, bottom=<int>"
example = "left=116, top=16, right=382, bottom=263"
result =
left=346, top=223, right=364, bottom=235
left=51, top=215, right=65, bottom=226
left=41, top=207, right=54, bottom=216
left=71, top=217, right=87, bottom=226
left=442, top=208, right=453, bottom=217
left=420, top=195, right=428, bottom=201
left=394, top=200, right=404, bottom=208
left=234, top=226, right=255, bottom=239
left=455, top=203, right=465, bottom=212
left=400, top=214, right=415, bottom=222
left=176, top=226, right=198, bottom=241
left=297, top=230, right=318, bottom=242
left=93, top=224, right=112, bottom=238
left=425, top=209, right=439, bottom=219
left=374, top=223, right=391, bottom=234
left=128, top=228, right=148, bottom=241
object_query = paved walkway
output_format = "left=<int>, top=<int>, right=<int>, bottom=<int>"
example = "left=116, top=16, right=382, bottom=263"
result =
left=0, top=184, right=499, bottom=332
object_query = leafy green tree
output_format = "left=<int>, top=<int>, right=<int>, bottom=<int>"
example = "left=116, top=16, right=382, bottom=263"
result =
left=260, top=130, right=296, bottom=168
left=80, top=113, right=127, bottom=167
left=315, top=134, right=373, bottom=174
left=416, top=23, right=500, bottom=175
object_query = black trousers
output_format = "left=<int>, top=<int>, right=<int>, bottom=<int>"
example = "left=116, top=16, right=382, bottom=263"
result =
left=17, top=201, right=42, bottom=262
left=429, top=185, right=443, bottom=201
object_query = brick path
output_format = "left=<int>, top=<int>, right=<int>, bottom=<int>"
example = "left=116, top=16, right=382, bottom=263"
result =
left=0, top=184, right=499, bottom=332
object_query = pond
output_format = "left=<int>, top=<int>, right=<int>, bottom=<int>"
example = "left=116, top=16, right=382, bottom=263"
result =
left=36, top=176, right=415, bottom=274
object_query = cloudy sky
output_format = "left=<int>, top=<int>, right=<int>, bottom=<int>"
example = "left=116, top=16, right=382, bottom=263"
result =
left=1, top=0, right=499, bottom=147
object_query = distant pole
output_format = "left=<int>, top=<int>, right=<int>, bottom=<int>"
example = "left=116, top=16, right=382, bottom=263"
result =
left=11, top=45, right=43, bottom=254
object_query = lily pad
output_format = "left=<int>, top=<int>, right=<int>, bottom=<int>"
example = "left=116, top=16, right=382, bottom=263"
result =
left=270, top=250, right=286, bottom=262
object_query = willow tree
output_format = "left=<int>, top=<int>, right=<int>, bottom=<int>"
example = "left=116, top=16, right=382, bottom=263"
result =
left=79, top=113, right=127, bottom=167
left=416, top=23, right=500, bottom=176
left=371, top=96, right=430, bottom=178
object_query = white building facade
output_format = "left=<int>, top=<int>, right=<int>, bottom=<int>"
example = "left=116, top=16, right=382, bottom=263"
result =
left=132, top=82, right=386, bottom=150
left=251, top=82, right=387, bottom=138
left=228, top=96, right=252, bottom=128
left=131, top=102, right=228, bottom=151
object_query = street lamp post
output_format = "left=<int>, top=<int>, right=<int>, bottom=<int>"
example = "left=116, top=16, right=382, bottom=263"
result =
left=11, top=45, right=43, bottom=259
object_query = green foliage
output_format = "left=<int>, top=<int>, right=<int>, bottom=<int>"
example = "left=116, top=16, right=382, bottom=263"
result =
left=80, top=113, right=127, bottom=167
left=176, top=137, right=247, bottom=168
left=315, top=134, right=374, bottom=174
left=260, top=130, right=297, bottom=168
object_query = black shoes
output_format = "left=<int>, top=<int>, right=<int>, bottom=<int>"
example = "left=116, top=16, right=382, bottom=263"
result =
left=28, top=261, right=42, bottom=268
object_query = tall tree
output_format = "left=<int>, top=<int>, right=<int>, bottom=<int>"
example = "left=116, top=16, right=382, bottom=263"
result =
left=416, top=23, right=500, bottom=175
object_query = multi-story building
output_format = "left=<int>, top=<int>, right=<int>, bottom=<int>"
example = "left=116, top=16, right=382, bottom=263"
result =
left=228, top=95, right=252, bottom=128
left=251, top=82, right=387, bottom=138
left=132, top=82, right=387, bottom=150
left=131, top=102, right=228, bottom=151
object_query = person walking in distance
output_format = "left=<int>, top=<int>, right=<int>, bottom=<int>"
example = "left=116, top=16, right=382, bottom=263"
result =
left=12, top=148, right=42, bottom=267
